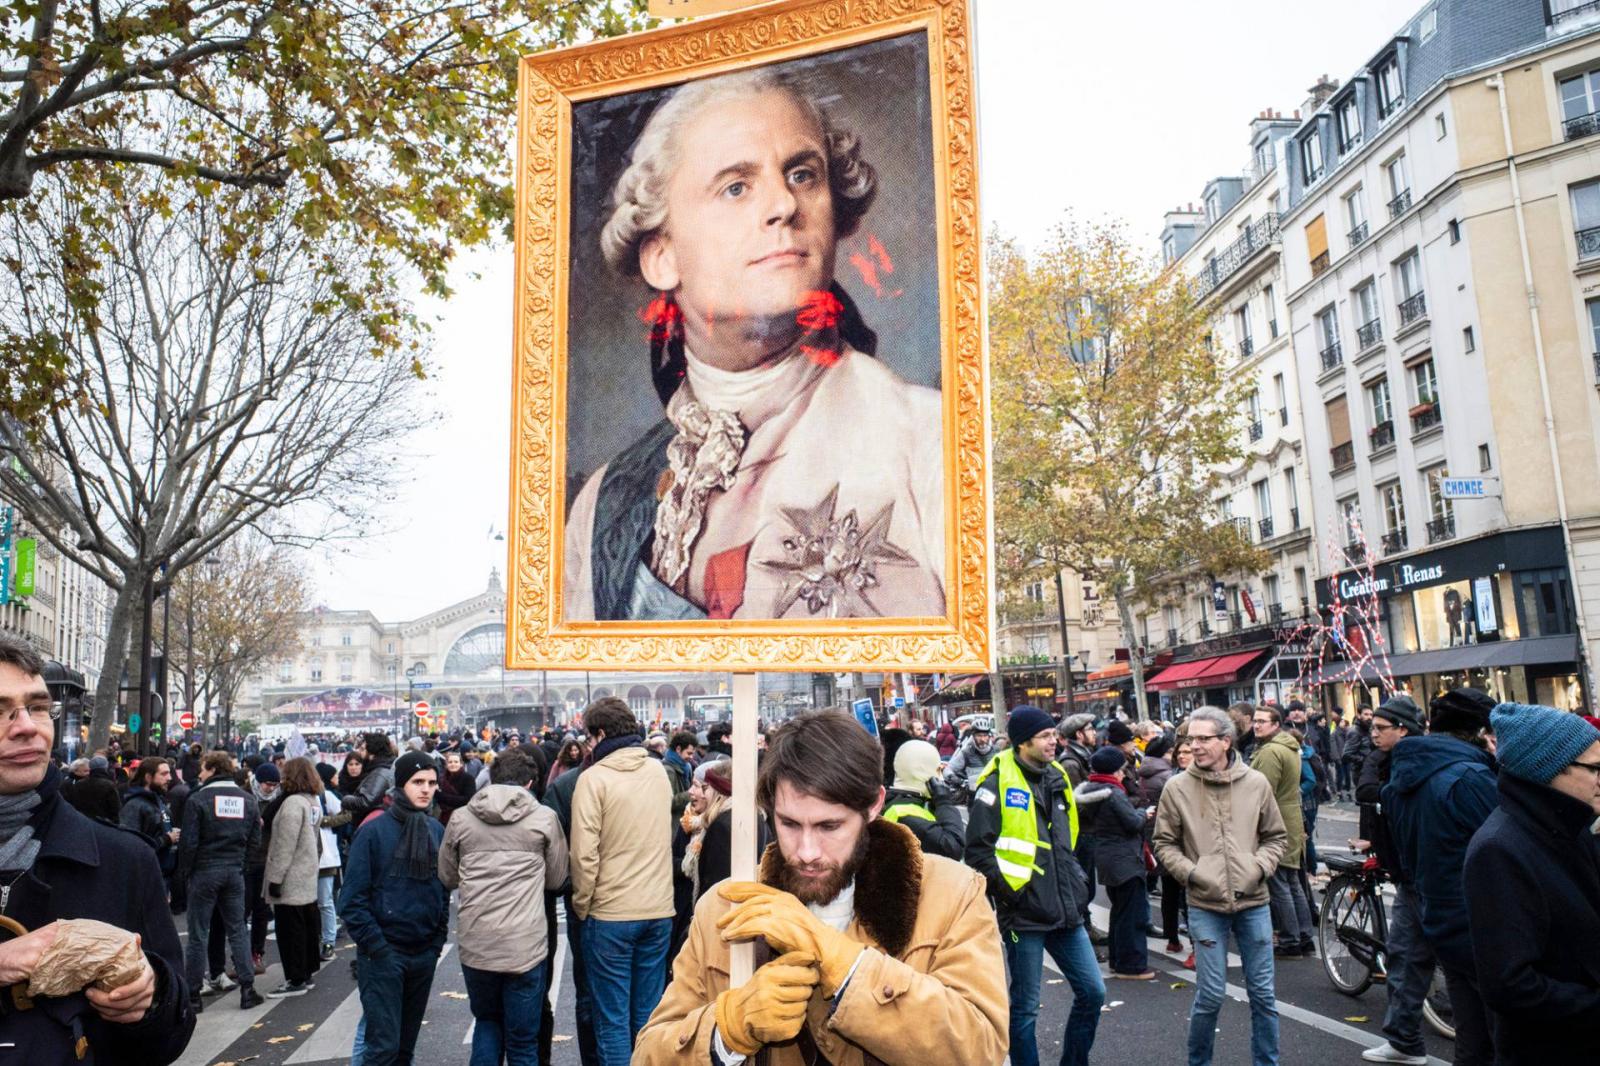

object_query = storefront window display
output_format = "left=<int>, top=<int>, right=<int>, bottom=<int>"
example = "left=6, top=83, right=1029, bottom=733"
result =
left=1413, top=579, right=1477, bottom=650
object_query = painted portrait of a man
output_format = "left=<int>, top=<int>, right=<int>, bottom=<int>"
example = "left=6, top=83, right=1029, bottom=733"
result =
left=561, top=42, right=946, bottom=623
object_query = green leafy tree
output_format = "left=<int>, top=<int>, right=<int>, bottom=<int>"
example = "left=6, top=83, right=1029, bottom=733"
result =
left=0, top=0, right=646, bottom=419
left=989, top=221, right=1267, bottom=719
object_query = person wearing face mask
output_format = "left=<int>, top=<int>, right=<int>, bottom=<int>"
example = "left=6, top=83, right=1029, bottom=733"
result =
left=941, top=721, right=996, bottom=796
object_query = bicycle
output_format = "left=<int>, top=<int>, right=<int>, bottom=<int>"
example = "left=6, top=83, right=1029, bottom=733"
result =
left=1318, top=849, right=1455, bottom=1040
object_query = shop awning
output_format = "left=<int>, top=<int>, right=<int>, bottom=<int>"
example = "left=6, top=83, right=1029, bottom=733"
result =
left=1310, top=634, right=1580, bottom=685
left=1145, top=649, right=1270, bottom=692
left=1079, top=662, right=1132, bottom=693
left=924, top=674, right=987, bottom=705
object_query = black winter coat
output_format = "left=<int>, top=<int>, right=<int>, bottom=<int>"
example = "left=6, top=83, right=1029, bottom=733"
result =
left=1464, top=773, right=1600, bottom=1064
left=1355, top=747, right=1403, bottom=880
left=1342, top=721, right=1375, bottom=769
left=965, top=758, right=1089, bottom=933
left=62, top=771, right=120, bottom=824
left=176, top=778, right=262, bottom=876
left=1075, top=779, right=1148, bottom=888
left=881, top=787, right=965, bottom=861
left=5, top=767, right=195, bottom=1066
left=118, top=787, right=176, bottom=872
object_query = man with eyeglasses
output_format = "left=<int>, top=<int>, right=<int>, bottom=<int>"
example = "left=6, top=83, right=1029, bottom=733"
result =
left=0, top=632, right=196, bottom=1062
left=1356, top=695, right=1433, bottom=1065
left=1247, top=704, right=1314, bottom=960
left=1153, top=706, right=1287, bottom=1066
left=1464, top=702, right=1600, bottom=1063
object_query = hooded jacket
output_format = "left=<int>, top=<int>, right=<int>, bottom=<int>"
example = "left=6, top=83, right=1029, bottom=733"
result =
left=637, top=821, right=1007, bottom=1066
left=1152, top=753, right=1287, bottom=915
left=1382, top=734, right=1498, bottom=970
left=439, top=783, right=569, bottom=973
left=570, top=744, right=673, bottom=922
left=1074, top=777, right=1148, bottom=888
left=1249, top=729, right=1307, bottom=869
left=965, top=755, right=1098, bottom=932
left=1464, top=772, right=1600, bottom=1063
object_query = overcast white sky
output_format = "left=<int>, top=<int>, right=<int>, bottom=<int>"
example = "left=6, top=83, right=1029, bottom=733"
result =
left=307, top=0, right=1408, bottom=620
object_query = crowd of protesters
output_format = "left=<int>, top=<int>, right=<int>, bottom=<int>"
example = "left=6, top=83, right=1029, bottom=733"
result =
left=5, top=620, right=1599, bottom=1065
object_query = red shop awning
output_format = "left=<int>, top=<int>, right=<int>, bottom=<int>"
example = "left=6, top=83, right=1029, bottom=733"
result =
left=1145, top=649, right=1269, bottom=692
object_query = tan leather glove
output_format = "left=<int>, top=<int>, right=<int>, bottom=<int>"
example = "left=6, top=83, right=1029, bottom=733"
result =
left=714, top=950, right=820, bottom=1056
left=717, top=882, right=865, bottom=996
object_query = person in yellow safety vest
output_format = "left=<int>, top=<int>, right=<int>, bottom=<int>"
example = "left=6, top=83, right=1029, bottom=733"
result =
left=964, top=706, right=1106, bottom=1066
left=880, top=740, right=964, bottom=860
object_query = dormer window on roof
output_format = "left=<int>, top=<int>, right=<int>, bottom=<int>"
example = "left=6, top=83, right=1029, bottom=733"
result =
left=1336, top=95, right=1363, bottom=153
left=1376, top=54, right=1404, bottom=121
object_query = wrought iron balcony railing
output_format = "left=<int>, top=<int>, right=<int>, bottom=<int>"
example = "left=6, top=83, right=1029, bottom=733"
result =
left=1232, top=516, right=1253, bottom=542
left=1369, top=420, right=1395, bottom=449
left=1578, top=225, right=1600, bottom=260
left=1320, top=340, right=1343, bottom=372
left=1289, top=506, right=1301, bottom=530
left=1348, top=221, right=1369, bottom=248
left=1566, top=109, right=1600, bottom=140
left=1411, top=401, right=1443, bottom=434
left=1388, top=188, right=1412, bottom=219
left=1553, top=0, right=1600, bottom=24
left=1381, top=529, right=1408, bottom=555
left=1427, top=515, right=1456, bottom=544
left=1258, top=517, right=1275, bottom=541
left=1191, top=214, right=1281, bottom=300
left=1331, top=442, right=1356, bottom=470
left=1399, top=292, right=1427, bottom=326
left=1357, top=318, right=1383, bottom=349
left=1239, top=337, right=1254, bottom=359
left=1345, top=540, right=1368, bottom=563
left=1248, top=420, right=1264, bottom=443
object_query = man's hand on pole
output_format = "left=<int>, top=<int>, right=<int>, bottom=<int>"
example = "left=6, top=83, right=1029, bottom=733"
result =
left=713, top=950, right=820, bottom=1055
left=717, top=882, right=864, bottom=996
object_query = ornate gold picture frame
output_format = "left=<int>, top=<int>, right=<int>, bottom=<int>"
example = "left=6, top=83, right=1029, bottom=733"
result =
left=507, top=0, right=989, bottom=672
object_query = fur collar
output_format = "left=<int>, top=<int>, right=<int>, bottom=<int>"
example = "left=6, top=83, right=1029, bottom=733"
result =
left=758, top=818, right=923, bottom=958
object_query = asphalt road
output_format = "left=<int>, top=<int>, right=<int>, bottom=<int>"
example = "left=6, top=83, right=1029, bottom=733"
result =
left=172, top=800, right=1457, bottom=1065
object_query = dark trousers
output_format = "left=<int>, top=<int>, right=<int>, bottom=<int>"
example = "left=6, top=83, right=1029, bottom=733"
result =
left=185, top=867, right=254, bottom=993
left=1442, top=964, right=1503, bottom=1066
left=563, top=900, right=599, bottom=1066
left=1106, top=878, right=1150, bottom=974
left=357, top=945, right=441, bottom=1066
left=208, top=903, right=226, bottom=976
left=275, top=902, right=323, bottom=984
left=1075, top=839, right=1098, bottom=926
left=462, top=962, right=548, bottom=1066
left=540, top=892, right=559, bottom=1066
left=244, top=864, right=271, bottom=956
left=1160, top=872, right=1187, bottom=943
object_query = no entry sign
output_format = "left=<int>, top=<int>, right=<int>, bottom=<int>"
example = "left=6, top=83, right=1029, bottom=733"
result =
left=413, top=700, right=431, bottom=718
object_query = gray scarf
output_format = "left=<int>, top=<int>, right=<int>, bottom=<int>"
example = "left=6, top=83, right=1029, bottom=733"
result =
left=0, top=789, right=42, bottom=877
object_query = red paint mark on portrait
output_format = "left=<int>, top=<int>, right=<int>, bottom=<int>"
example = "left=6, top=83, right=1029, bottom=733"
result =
left=705, top=541, right=752, bottom=620
left=795, top=289, right=843, bottom=331
left=638, top=295, right=684, bottom=344
left=847, top=234, right=904, bottom=299
left=800, top=345, right=841, bottom=368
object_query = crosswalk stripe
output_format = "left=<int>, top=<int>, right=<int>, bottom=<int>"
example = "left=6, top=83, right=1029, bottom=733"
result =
left=180, top=976, right=286, bottom=1066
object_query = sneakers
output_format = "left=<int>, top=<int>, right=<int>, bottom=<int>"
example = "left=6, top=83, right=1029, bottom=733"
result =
left=251, top=954, right=266, bottom=976
left=1165, top=939, right=1183, bottom=954
left=1361, top=1042, right=1428, bottom=1064
left=240, top=987, right=265, bottom=1010
left=267, top=981, right=310, bottom=999
left=320, top=942, right=336, bottom=962
left=1182, top=952, right=1196, bottom=970
left=203, top=972, right=238, bottom=995
left=1274, top=943, right=1307, bottom=959
left=1111, top=970, right=1157, bottom=981
left=1298, top=938, right=1318, bottom=958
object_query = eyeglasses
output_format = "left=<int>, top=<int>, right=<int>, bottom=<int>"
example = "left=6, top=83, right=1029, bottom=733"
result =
left=1371, top=722, right=1397, bottom=733
left=1188, top=733, right=1227, bottom=744
left=1569, top=760, right=1600, bottom=778
left=1251, top=718, right=1275, bottom=726
left=0, top=702, right=60, bottom=730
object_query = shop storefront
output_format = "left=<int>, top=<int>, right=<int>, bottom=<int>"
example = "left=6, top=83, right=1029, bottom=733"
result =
left=1072, top=662, right=1133, bottom=717
left=1141, top=629, right=1313, bottom=719
left=1312, top=525, right=1587, bottom=714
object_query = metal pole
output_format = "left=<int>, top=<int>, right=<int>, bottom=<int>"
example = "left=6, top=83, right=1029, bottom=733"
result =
left=729, top=672, right=759, bottom=987
left=138, top=570, right=154, bottom=756
left=1054, top=566, right=1075, bottom=715
left=160, top=573, right=171, bottom=752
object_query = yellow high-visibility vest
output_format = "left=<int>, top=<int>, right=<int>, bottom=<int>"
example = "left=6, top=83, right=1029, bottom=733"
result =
left=975, top=748, right=1079, bottom=892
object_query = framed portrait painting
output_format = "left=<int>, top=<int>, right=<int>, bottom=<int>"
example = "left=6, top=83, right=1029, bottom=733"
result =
left=507, top=0, right=990, bottom=672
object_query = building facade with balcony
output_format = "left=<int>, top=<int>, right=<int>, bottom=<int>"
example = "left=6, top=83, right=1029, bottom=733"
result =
left=995, top=570, right=1124, bottom=712
left=1280, top=0, right=1600, bottom=714
left=1134, top=112, right=1323, bottom=715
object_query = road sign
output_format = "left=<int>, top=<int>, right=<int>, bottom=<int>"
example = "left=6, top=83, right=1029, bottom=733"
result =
left=851, top=698, right=878, bottom=736
left=413, top=700, right=431, bottom=718
left=1441, top=476, right=1497, bottom=499
left=893, top=695, right=906, bottom=709
left=127, top=713, right=142, bottom=733
left=411, top=682, right=433, bottom=690
left=178, top=711, right=196, bottom=730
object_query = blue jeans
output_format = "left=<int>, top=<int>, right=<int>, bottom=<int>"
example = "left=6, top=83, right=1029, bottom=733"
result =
left=351, top=1016, right=365, bottom=1066
left=1267, top=868, right=1315, bottom=946
left=566, top=908, right=599, bottom=1066
left=184, top=866, right=254, bottom=993
left=1002, top=925, right=1105, bottom=1066
left=462, top=962, right=549, bottom=1066
left=1381, top=884, right=1436, bottom=1057
left=1187, top=905, right=1278, bottom=1066
left=318, top=872, right=338, bottom=944
left=357, top=945, right=442, bottom=1066
left=581, top=916, right=671, bottom=1066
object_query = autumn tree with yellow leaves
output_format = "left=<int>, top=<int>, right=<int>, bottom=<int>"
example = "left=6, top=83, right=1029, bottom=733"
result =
left=989, top=221, right=1267, bottom=719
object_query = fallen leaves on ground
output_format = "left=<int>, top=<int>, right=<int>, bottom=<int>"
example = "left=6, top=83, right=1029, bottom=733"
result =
left=1344, top=1016, right=1369, bottom=1023
left=297, top=1024, right=315, bottom=1032
left=439, top=991, right=469, bottom=999
left=266, top=1037, right=295, bottom=1045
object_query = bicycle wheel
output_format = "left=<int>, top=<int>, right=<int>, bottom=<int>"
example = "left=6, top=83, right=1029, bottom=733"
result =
left=1423, top=965, right=1455, bottom=1040
left=1319, top=873, right=1378, bottom=995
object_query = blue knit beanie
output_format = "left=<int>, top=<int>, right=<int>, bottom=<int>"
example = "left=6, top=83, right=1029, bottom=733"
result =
left=1006, top=705, right=1056, bottom=749
left=1490, top=702, right=1600, bottom=784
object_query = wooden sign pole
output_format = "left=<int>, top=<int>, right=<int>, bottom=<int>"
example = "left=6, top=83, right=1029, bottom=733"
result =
left=729, top=671, right=759, bottom=986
